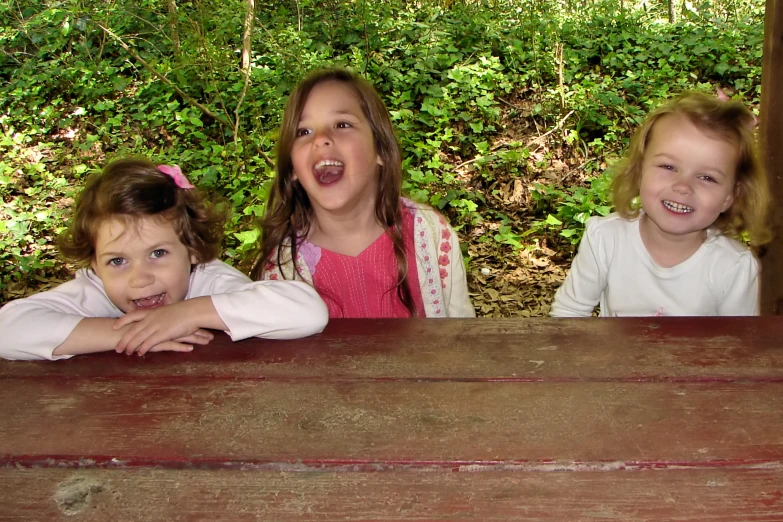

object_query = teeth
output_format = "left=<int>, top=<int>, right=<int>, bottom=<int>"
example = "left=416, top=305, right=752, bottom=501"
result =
left=133, top=293, right=165, bottom=308
left=315, top=159, right=344, bottom=169
left=663, top=200, right=693, bottom=213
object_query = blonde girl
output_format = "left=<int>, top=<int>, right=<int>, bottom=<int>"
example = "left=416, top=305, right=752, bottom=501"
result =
left=551, top=92, right=770, bottom=317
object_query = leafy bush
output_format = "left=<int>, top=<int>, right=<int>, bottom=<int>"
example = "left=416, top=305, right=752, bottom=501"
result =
left=0, top=0, right=766, bottom=300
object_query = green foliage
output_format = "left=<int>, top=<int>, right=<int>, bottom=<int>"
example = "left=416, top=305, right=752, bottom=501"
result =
left=527, top=171, right=614, bottom=245
left=0, top=0, right=767, bottom=298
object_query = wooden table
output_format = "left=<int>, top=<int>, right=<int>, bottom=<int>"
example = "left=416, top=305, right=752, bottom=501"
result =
left=1, top=317, right=782, bottom=520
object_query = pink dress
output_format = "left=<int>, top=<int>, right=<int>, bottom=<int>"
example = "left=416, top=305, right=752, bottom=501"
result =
left=309, top=209, right=425, bottom=318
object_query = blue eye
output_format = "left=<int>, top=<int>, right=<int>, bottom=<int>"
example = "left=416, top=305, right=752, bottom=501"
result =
left=151, top=249, right=167, bottom=259
left=108, top=257, right=125, bottom=267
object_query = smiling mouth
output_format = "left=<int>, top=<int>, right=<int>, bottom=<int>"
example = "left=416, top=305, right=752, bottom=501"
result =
left=133, top=293, right=166, bottom=309
left=663, top=200, right=693, bottom=214
left=313, top=159, right=345, bottom=185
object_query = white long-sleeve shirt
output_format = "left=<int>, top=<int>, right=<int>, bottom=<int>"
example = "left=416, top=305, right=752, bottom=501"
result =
left=0, top=260, right=328, bottom=360
left=550, top=214, right=759, bottom=317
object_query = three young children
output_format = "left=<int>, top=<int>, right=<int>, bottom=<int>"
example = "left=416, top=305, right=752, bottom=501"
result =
left=0, top=69, right=769, bottom=360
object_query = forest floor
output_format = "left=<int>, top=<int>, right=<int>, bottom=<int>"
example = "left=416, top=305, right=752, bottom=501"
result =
left=455, top=107, right=592, bottom=317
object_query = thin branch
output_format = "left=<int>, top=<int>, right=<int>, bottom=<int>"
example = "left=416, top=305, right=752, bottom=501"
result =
left=361, top=0, right=370, bottom=75
left=236, top=0, right=255, bottom=146
left=95, top=22, right=273, bottom=169
left=457, top=111, right=574, bottom=168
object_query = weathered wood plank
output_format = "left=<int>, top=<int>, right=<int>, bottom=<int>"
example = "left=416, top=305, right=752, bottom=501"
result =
left=2, top=318, right=782, bottom=381
left=1, top=380, right=781, bottom=465
left=1, top=468, right=782, bottom=521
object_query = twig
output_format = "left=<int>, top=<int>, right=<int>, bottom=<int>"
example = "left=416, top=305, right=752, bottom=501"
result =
left=456, top=110, right=574, bottom=168
left=95, top=22, right=274, bottom=169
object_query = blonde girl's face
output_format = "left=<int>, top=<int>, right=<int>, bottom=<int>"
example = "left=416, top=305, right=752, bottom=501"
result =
left=290, top=81, right=383, bottom=219
left=638, top=113, right=738, bottom=243
left=91, top=216, right=197, bottom=313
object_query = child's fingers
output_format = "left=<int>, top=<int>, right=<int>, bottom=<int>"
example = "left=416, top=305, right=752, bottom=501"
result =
left=113, top=310, right=148, bottom=330
left=115, top=321, right=157, bottom=354
left=177, top=332, right=213, bottom=346
left=179, top=329, right=213, bottom=343
left=147, top=341, right=194, bottom=353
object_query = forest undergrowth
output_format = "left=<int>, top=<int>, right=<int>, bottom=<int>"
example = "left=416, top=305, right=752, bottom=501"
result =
left=0, top=0, right=766, bottom=316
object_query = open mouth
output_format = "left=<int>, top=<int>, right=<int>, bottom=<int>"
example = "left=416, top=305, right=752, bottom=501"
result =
left=313, top=159, right=344, bottom=185
left=133, top=293, right=166, bottom=309
left=663, top=200, right=693, bottom=214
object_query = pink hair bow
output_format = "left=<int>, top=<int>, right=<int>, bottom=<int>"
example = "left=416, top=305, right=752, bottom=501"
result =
left=157, top=165, right=195, bottom=189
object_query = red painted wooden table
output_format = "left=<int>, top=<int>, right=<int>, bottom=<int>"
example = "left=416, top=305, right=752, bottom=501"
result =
left=1, top=317, right=782, bottom=520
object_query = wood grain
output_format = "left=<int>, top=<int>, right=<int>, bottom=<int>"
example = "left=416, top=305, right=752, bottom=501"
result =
left=1, top=318, right=781, bottom=381
left=2, top=317, right=782, bottom=520
left=1, top=468, right=782, bottom=521
left=1, top=379, right=782, bottom=465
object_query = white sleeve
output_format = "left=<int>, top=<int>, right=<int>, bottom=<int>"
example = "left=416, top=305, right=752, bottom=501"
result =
left=716, top=251, right=759, bottom=316
left=194, top=261, right=328, bottom=340
left=550, top=218, right=607, bottom=317
left=0, top=272, right=120, bottom=361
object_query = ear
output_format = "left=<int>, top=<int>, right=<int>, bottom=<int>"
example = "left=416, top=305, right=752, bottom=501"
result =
left=90, top=259, right=99, bottom=274
left=190, top=252, right=199, bottom=265
left=722, top=183, right=739, bottom=213
left=376, top=154, right=384, bottom=167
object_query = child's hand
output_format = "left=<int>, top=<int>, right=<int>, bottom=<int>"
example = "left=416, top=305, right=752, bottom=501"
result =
left=113, top=300, right=215, bottom=356
left=142, top=339, right=204, bottom=354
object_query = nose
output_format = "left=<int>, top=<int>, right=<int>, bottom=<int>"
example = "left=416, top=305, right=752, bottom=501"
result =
left=128, top=264, right=154, bottom=288
left=672, top=176, right=692, bottom=195
left=312, top=126, right=332, bottom=147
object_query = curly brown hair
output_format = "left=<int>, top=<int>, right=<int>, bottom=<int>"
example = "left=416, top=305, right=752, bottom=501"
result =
left=612, top=91, right=771, bottom=245
left=249, top=68, right=417, bottom=315
left=58, top=157, right=226, bottom=267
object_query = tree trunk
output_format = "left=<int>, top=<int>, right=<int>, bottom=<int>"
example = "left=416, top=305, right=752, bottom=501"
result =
left=241, top=0, right=254, bottom=71
left=668, top=0, right=676, bottom=23
left=168, top=0, right=180, bottom=57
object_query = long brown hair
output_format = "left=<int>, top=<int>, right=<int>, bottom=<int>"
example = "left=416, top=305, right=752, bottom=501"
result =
left=58, top=157, right=226, bottom=267
left=250, top=68, right=416, bottom=314
left=612, top=91, right=770, bottom=245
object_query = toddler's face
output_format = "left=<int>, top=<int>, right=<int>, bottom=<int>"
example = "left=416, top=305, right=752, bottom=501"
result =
left=91, top=216, right=196, bottom=313
left=639, top=113, right=738, bottom=242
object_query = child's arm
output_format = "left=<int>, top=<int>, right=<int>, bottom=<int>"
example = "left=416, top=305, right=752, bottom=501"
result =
left=0, top=272, right=117, bottom=360
left=203, top=260, right=328, bottom=339
left=54, top=317, right=210, bottom=357
left=125, top=260, right=326, bottom=346
left=111, top=297, right=222, bottom=355
left=0, top=271, right=213, bottom=360
left=550, top=218, right=607, bottom=317
left=716, top=252, right=760, bottom=316
left=105, top=261, right=327, bottom=356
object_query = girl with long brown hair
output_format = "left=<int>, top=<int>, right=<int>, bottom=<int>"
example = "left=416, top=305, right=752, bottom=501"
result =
left=251, top=68, right=474, bottom=318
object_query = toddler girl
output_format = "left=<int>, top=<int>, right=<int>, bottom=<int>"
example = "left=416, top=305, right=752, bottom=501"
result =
left=250, top=68, right=474, bottom=318
left=551, top=92, right=770, bottom=317
left=0, top=158, right=328, bottom=360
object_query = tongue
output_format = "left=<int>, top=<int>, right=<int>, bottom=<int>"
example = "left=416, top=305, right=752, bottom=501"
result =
left=316, top=165, right=344, bottom=184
